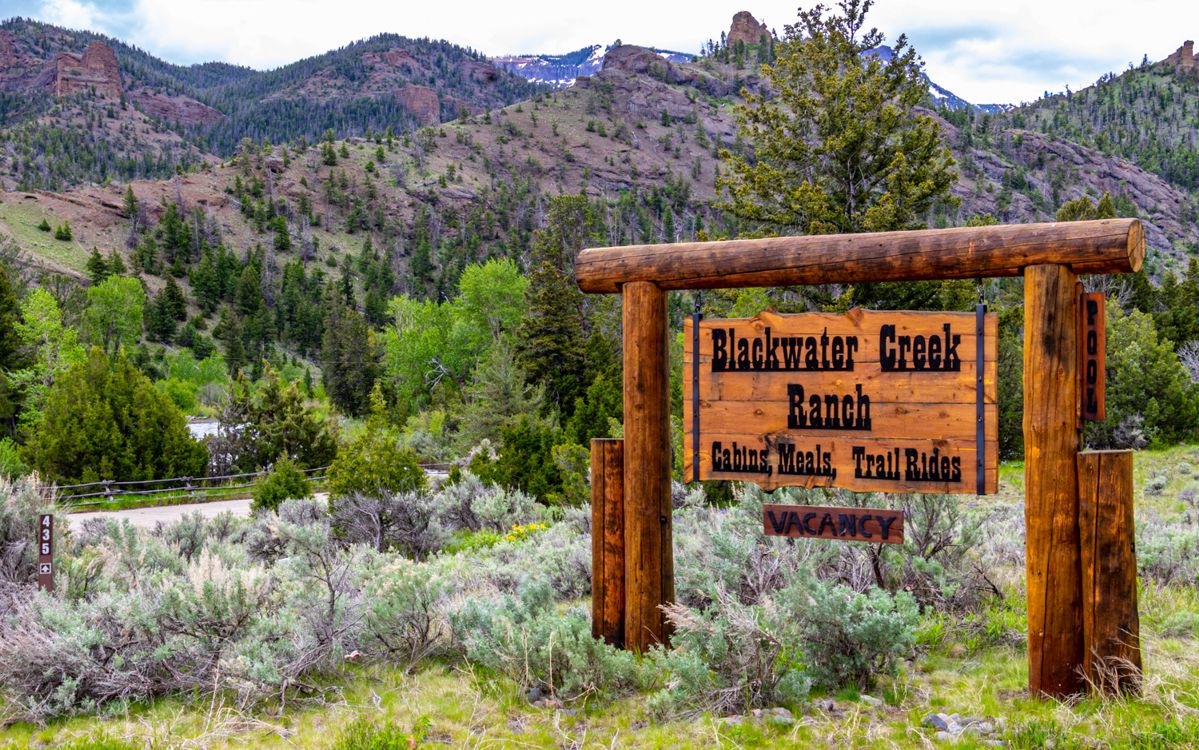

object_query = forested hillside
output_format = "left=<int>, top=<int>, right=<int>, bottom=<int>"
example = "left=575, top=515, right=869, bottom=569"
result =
left=0, top=18, right=544, bottom=190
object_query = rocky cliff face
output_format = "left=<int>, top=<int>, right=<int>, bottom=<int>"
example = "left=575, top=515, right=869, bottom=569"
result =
left=397, top=83, right=440, bottom=125
left=1166, top=40, right=1195, bottom=74
left=128, top=90, right=224, bottom=125
left=728, top=11, right=770, bottom=46
left=53, top=40, right=121, bottom=97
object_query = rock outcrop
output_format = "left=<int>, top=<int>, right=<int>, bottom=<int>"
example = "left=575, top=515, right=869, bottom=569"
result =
left=600, top=44, right=743, bottom=99
left=1166, top=40, right=1195, bottom=74
left=398, top=83, right=440, bottom=125
left=128, top=90, right=224, bottom=125
left=53, top=40, right=120, bottom=97
left=728, top=11, right=770, bottom=46
left=382, top=48, right=418, bottom=70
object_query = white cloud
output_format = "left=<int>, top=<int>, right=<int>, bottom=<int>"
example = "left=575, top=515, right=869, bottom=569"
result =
left=30, top=0, right=1199, bottom=105
left=37, top=0, right=107, bottom=30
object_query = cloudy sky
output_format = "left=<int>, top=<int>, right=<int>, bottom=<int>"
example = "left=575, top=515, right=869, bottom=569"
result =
left=4, top=0, right=1196, bottom=105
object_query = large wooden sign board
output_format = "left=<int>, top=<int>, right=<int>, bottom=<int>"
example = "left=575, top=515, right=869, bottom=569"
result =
left=684, top=309, right=998, bottom=494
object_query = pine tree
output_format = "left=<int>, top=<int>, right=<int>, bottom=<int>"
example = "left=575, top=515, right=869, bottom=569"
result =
left=718, top=0, right=955, bottom=236
left=107, top=249, right=126, bottom=276
left=86, top=248, right=109, bottom=284
left=516, top=195, right=601, bottom=414
left=321, top=286, right=379, bottom=416
left=459, top=338, right=546, bottom=447
left=214, top=307, right=246, bottom=374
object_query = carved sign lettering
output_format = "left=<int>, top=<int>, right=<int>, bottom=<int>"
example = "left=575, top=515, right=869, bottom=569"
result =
left=684, top=309, right=998, bottom=494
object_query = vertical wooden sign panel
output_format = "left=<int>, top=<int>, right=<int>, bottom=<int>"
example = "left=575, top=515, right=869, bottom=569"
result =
left=36, top=513, right=53, bottom=593
left=683, top=309, right=998, bottom=495
left=1079, top=292, right=1106, bottom=421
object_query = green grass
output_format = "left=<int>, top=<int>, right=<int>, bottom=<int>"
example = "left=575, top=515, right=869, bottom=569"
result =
left=3, top=632, right=1198, bottom=749
left=0, top=198, right=90, bottom=273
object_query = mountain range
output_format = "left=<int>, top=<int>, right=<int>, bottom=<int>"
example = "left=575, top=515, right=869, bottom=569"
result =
left=0, top=10, right=1196, bottom=299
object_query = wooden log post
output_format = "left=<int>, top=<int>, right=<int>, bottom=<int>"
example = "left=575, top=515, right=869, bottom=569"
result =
left=591, top=438, right=625, bottom=647
left=622, top=281, right=673, bottom=652
left=1077, top=450, right=1141, bottom=695
left=1023, top=264, right=1085, bottom=698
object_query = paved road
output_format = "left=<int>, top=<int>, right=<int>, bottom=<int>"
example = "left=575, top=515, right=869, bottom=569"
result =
left=68, top=492, right=330, bottom=530
left=68, top=498, right=256, bottom=530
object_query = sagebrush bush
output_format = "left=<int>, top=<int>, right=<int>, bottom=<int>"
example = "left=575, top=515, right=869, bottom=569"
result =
left=451, top=578, right=645, bottom=699
left=361, top=558, right=450, bottom=666
left=1137, top=510, right=1199, bottom=585
left=331, top=491, right=447, bottom=558
left=0, top=474, right=59, bottom=584
left=252, top=455, right=312, bottom=512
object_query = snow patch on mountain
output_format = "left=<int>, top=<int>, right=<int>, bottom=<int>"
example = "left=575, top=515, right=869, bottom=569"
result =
left=491, top=44, right=692, bottom=88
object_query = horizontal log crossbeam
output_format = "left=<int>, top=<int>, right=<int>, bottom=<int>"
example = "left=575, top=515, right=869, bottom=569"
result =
left=576, top=219, right=1144, bottom=293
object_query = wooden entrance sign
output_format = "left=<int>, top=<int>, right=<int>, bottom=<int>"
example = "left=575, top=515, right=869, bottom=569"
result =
left=683, top=309, right=997, bottom=494
left=577, top=218, right=1145, bottom=697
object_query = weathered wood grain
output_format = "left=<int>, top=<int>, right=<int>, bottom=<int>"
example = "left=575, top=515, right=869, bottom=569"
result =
left=622, top=281, right=673, bottom=653
left=590, top=438, right=624, bottom=646
left=682, top=309, right=997, bottom=494
left=1079, top=292, right=1107, bottom=422
left=1024, top=264, right=1085, bottom=698
left=577, top=220, right=1144, bottom=293
left=1077, top=450, right=1141, bottom=695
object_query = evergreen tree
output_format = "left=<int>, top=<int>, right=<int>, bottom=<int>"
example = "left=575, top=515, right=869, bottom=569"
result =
left=214, top=307, right=246, bottom=374
left=107, top=249, right=127, bottom=276
left=209, top=364, right=337, bottom=474
left=157, top=201, right=192, bottom=265
left=0, top=264, right=26, bottom=435
left=458, top=338, right=546, bottom=447
left=516, top=195, right=601, bottom=414
left=24, top=348, right=208, bottom=484
left=718, top=0, right=955, bottom=236
left=86, top=248, right=109, bottom=284
left=321, top=287, right=379, bottom=416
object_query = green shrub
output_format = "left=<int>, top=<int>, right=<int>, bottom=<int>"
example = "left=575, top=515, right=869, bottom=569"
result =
left=0, top=436, right=26, bottom=478
left=779, top=579, right=918, bottom=690
left=252, top=455, right=312, bottom=512
left=24, top=348, right=208, bottom=484
left=471, top=416, right=564, bottom=502
left=328, top=440, right=425, bottom=500
left=451, top=578, right=645, bottom=699
left=328, top=403, right=426, bottom=500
